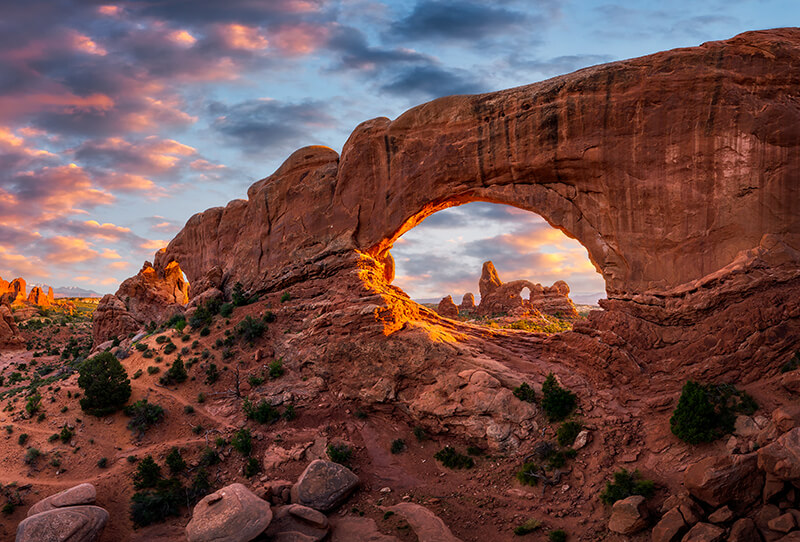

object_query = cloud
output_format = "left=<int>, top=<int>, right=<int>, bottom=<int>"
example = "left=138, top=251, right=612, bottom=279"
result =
left=389, top=1, right=531, bottom=42
left=379, top=64, right=486, bottom=99
left=209, top=98, right=335, bottom=154
left=507, top=54, right=616, bottom=77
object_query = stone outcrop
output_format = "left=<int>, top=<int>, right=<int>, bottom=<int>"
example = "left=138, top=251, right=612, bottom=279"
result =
left=436, top=295, right=459, bottom=318
left=684, top=454, right=763, bottom=508
left=459, top=293, right=476, bottom=314
left=95, top=29, right=800, bottom=437
left=9, top=277, right=25, bottom=303
left=186, top=483, right=272, bottom=542
left=0, top=304, right=23, bottom=349
left=17, top=484, right=106, bottom=542
left=263, top=504, right=329, bottom=541
left=475, top=261, right=578, bottom=317
left=759, top=427, right=800, bottom=481
left=47, top=286, right=54, bottom=304
left=27, top=483, right=96, bottom=516
left=608, top=495, right=648, bottom=534
left=27, top=286, right=50, bottom=308
left=291, top=460, right=359, bottom=512
left=385, top=503, right=463, bottom=542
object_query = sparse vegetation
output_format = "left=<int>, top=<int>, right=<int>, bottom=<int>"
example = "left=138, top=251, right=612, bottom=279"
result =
left=25, top=392, right=41, bottom=416
left=557, top=421, right=582, bottom=447
left=413, top=426, right=428, bottom=441
left=599, top=468, right=655, bottom=505
left=59, top=426, right=73, bottom=443
left=243, top=398, right=280, bottom=424
left=670, top=380, right=758, bottom=444
left=77, top=351, right=132, bottom=416
left=125, top=399, right=165, bottom=436
left=205, top=364, right=219, bottom=384
left=236, top=316, right=266, bottom=343
left=24, top=447, right=42, bottom=465
left=243, top=457, right=260, bottom=477
left=514, top=518, right=542, bottom=535
left=280, top=291, right=291, bottom=303
left=541, top=373, right=576, bottom=421
left=391, top=439, right=406, bottom=454
left=434, top=446, right=474, bottom=469
left=327, top=443, right=352, bottom=465
left=97, top=457, right=108, bottom=468
left=513, top=382, right=536, bottom=403
left=165, top=447, right=186, bottom=474
left=159, top=356, right=188, bottom=386
left=231, top=428, right=253, bottom=456
left=268, top=359, right=284, bottom=379
left=549, top=529, right=567, bottom=542
left=516, top=462, right=540, bottom=486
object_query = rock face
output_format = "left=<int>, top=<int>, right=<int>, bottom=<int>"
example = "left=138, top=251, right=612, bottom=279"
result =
left=186, top=483, right=272, bottom=542
left=459, top=293, right=476, bottom=314
left=16, top=505, right=108, bottom=542
left=92, top=260, right=188, bottom=344
left=436, top=295, right=459, bottom=318
left=27, top=286, right=50, bottom=308
left=684, top=454, right=763, bottom=508
left=0, top=304, right=23, bottom=349
left=95, top=29, right=800, bottom=417
left=27, top=483, right=96, bottom=516
left=9, top=277, right=25, bottom=302
left=386, top=503, right=463, bottom=542
left=291, top=460, right=359, bottom=512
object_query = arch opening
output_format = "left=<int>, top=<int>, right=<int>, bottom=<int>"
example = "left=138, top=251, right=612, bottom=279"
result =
left=389, top=202, right=606, bottom=333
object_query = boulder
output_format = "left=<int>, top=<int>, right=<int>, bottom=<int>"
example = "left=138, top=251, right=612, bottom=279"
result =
left=608, top=495, right=648, bottom=535
left=679, top=522, right=725, bottom=542
left=16, top=505, right=108, bottom=542
left=684, top=453, right=763, bottom=507
left=772, top=407, right=800, bottom=434
left=759, top=428, right=800, bottom=481
left=768, top=513, right=796, bottom=533
left=263, top=505, right=328, bottom=542
left=386, top=502, right=462, bottom=542
left=651, top=507, right=687, bottom=542
left=329, top=516, right=399, bottom=542
left=728, top=518, right=761, bottom=542
left=436, top=296, right=459, bottom=319
left=291, top=460, right=359, bottom=512
left=186, top=483, right=272, bottom=542
left=573, top=430, right=591, bottom=450
left=706, top=505, right=734, bottom=524
left=27, top=483, right=97, bottom=517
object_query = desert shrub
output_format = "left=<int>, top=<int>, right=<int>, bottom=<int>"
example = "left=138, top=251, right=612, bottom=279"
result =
left=514, top=518, right=542, bottom=535
left=59, top=426, right=73, bottom=443
left=199, top=326, right=210, bottom=337
left=17, top=434, right=28, bottom=446
left=513, top=382, right=536, bottom=403
left=283, top=404, right=296, bottom=421
left=163, top=342, right=177, bottom=355
left=147, top=366, right=159, bottom=375
left=516, top=462, right=540, bottom=486
left=143, top=349, right=155, bottom=359
left=391, top=439, right=406, bottom=454
left=192, top=424, right=203, bottom=434
left=165, top=447, right=186, bottom=474
left=557, top=421, right=583, bottom=447
left=205, top=364, right=219, bottom=384
left=135, top=343, right=148, bottom=352
left=248, top=375, right=264, bottom=387
left=77, top=351, right=132, bottom=416
left=231, top=428, right=252, bottom=456
left=670, top=380, right=756, bottom=444
left=183, top=405, right=194, bottom=414
left=549, top=529, right=567, bottom=542
left=243, top=457, right=260, bottom=478
left=155, top=335, right=167, bottom=344
left=220, top=303, right=234, bottom=318
left=327, top=443, right=352, bottom=465
left=263, top=311, right=276, bottom=323
left=280, top=292, right=291, bottom=303
left=434, top=446, right=474, bottom=469
left=467, top=446, right=484, bottom=456
left=159, top=357, right=188, bottom=386
left=231, top=283, right=247, bottom=307
left=236, top=316, right=266, bottom=343
left=243, top=398, right=280, bottom=424
left=187, top=468, right=212, bottom=502
left=125, top=400, right=165, bottom=436
left=541, top=374, right=576, bottom=421
left=599, top=468, right=655, bottom=505
left=197, top=393, right=206, bottom=403
left=49, top=433, right=59, bottom=442
left=24, top=447, right=41, bottom=464
left=127, top=455, right=138, bottom=463
left=132, top=369, right=143, bottom=379
left=130, top=478, right=182, bottom=527
left=133, top=455, right=162, bottom=489
left=97, top=457, right=108, bottom=468
left=413, top=426, right=428, bottom=441
left=25, top=392, right=41, bottom=416
left=199, top=447, right=220, bottom=467
left=268, top=359, right=284, bottom=379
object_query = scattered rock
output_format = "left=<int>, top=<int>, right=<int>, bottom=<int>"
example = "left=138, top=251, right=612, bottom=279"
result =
left=27, top=483, right=97, bottom=517
left=608, top=495, right=648, bottom=534
left=707, top=505, right=734, bottom=524
left=651, top=507, right=687, bottom=542
left=288, top=504, right=328, bottom=529
left=679, top=522, right=724, bottom=542
left=768, top=512, right=796, bottom=533
left=573, top=430, right=591, bottom=450
left=186, top=483, right=272, bottom=542
left=773, top=406, right=800, bottom=434
left=16, top=505, right=108, bottom=542
left=291, top=460, right=359, bottom=512
left=728, top=518, right=761, bottom=542
left=264, top=505, right=329, bottom=542
left=781, top=372, right=800, bottom=395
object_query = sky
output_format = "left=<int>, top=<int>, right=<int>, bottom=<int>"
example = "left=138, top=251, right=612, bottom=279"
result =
left=0, top=1, right=796, bottom=300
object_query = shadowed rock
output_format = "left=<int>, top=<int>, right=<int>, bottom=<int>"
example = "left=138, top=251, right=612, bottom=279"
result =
left=16, top=505, right=108, bottom=542
left=186, top=483, right=272, bottom=542
left=291, top=460, right=359, bottom=512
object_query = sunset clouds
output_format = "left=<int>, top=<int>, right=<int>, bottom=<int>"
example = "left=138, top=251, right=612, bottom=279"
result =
left=0, top=0, right=792, bottom=294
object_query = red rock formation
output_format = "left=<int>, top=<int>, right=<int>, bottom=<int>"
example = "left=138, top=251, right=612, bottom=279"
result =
left=27, top=287, right=51, bottom=308
left=0, top=277, right=8, bottom=297
left=96, top=29, right=800, bottom=400
left=477, top=261, right=540, bottom=316
left=436, top=296, right=459, bottom=319
left=9, top=278, right=25, bottom=303
left=459, top=293, right=476, bottom=314
left=0, top=298, right=23, bottom=349
left=47, top=287, right=54, bottom=304
left=528, top=281, right=579, bottom=318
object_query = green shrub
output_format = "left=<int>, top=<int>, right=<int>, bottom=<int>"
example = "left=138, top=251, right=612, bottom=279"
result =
left=327, top=443, right=353, bottom=465
left=516, top=462, right=540, bottom=486
left=247, top=375, right=264, bottom=387
left=130, top=478, right=182, bottom=527
left=24, top=447, right=42, bottom=464
left=243, top=398, right=280, bottom=424
left=25, top=392, right=42, bottom=416
left=283, top=404, right=296, bottom=421
left=268, top=359, right=284, bottom=379
left=125, top=400, right=165, bottom=436
left=236, top=316, right=266, bottom=343
left=200, top=326, right=210, bottom=337
left=192, top=424, right=203, bottom=434
left=135, top=343, right=148, bottom=352
left=467, top=446, right=484, bottom=456
left=231, top=428, right=253, bottom=456
left=220, top=303, right=234, bottom=318
left=147, top=366, right=159, bottom=375
left=205, top=364, right=219, bottom=384
left=557, top=421, right=582, bottom=447
left=541, top=374, right=576, bottom=421
left=231, top=283, right=247, bottom=307
left=183, top=405, right=194, bottom=414
left=155, top=335, right=167, bottom=344
left=199, top=447, right=220, bottom=467
left=197, top=393, right=206, bottom=403
left=263, top=311, right=276, bottom=323
left=159, top=356, right=188, bottom=386
left=549, top=529, right=567, bottom=542
left=77, top=352, right=132, bottom=416
left=670, top=380, right=758, bottom=444
left=143, top=349, right=155, bottom=359
left=163, top=342, right=177, bottom=355
left=243, top=457, right=260, bottom=477
left=165, top=447, right=186, bottom=474
left=17, top=433, right=28, bottom=446
left=434, top=446, right=473, bottom=469
left=390, top=439, right=406, bottom=454
left=132, top=369, right=143, bottom=379
left=513, top=382, right=536, bottom=403
left=97, top=457, right=108, bottom=468
left=514, top=518, right=542, bottom=535
left=59, top=426, right=73, bottom=443
left=599, top=468, right=655, bottom=505
left=413, top=426, right=427, bottom=441
left=133, top=455, right=162, bottom=489
left=280, top=292, right=291, bottom=303
left=188, top=468, right=212, bottom=503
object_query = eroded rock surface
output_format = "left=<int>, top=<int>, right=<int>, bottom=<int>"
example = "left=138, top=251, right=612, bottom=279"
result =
left=186, top=483, right=272, bottom=542
left=27, top=483, right=96, bottom=517
left=291, top=460, right=359, bottom=512
left=16, top=505, right=108, bottom=542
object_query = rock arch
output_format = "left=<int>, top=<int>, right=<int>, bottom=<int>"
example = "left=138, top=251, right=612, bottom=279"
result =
left=96, top=29, right=800, bottom=383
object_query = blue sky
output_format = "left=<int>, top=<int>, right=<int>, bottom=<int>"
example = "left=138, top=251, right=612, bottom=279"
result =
left=0, top=1, right=796, bottom=301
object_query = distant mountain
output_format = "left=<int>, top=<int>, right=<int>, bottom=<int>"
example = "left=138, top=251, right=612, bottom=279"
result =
left=52, top=286, right=103, bottom=298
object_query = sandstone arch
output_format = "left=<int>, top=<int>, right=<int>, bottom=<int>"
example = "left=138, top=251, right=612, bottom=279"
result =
left=96, top=29, right=800, bottom=384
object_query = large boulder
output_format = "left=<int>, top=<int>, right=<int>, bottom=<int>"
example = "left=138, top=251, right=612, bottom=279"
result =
left=263, top=504, right=329, bottom=542
left=728, top=518, right=761, bottom=542
left=329, top=516, right=399, bottom=542
left=759, top=427, right=800, bottom=480
left=386, top=503, right=462, bottom=542
left=16, top=505, right=108, bottom=542
left=291, top=460, right=359, bottom=512
left=92, top=294, right=140, bottom=346
left=680, top=522, right=724, bottom=542
left=27, top=483, right=96, bottom=517
left=608, top=495, right=648, bottom=535
left=684, top=453, right=763, bottom=508
left=186, top=483, right=272, bottom=542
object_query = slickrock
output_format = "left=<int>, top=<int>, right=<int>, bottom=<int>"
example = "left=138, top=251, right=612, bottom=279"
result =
left=291, top=460, right=359, bottom=512
left=186, top=483, right=272, bottom=542
left=27, top=483, right=96, bottom=517
left=16, top=505, right=108, bottom=542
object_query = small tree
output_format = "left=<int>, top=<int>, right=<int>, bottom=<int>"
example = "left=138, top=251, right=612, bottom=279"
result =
left=133, top=455, right=162, bottom=489
left=125, top=399, right=165, bottom=436
left=78, top=351, right=132, bottom=416
left=231, top=428, right=252, bottom=456
left=541, top=373, right=576, bottom=421
left=670, top=380, right=736, bottom=444
left=165, top=447, right=186, bottom=474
